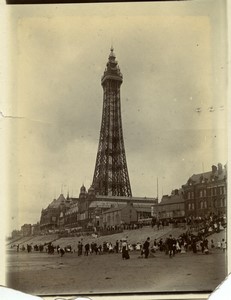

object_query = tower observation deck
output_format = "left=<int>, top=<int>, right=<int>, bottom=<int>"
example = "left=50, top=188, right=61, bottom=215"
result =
left=92, top=47, right=132, bottom=197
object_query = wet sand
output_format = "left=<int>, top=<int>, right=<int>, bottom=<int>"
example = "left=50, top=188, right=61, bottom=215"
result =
left=6, top=248, right=226, bottom=296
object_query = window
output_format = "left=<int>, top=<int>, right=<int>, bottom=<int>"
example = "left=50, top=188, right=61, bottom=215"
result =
left=200, top=201, right=203, bottom=209
left=204, top=201, right=207, bottom=209
left=222, top=198, right=226, bottom=207
left=204, top=189, right=207, bottom=197
left=188, top=203, right=191, bottom=210
left=188, top=192, right=191, bottom=200
left=192, top=203, right=195, bottom=210
left=220, top=187, right=223, bottom=195
left=200, top=190, right=203, bottom=198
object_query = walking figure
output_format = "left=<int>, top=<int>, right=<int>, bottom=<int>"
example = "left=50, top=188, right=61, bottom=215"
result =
left=122, top=239, right=129, bottom=260
left=143, top=237, right=150, bottom=259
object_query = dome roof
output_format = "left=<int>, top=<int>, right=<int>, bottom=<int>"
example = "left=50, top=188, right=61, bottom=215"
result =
left=80, top=185, right=86, bottom=193
left=88, top=185, right=95, bottom=194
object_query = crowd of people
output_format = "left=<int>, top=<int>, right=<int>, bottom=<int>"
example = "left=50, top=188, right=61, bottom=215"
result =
left=12, top=213, right=226, bottom=260
left=13, top=231, right=226, bottom=261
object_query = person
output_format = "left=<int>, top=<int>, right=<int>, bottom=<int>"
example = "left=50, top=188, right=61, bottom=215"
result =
left=157, top=221, right=160, bottom=230
left=90, top=242, right=94, bottom=254
left=115, top=240, right=119, bottom=253
left=60, top=247, right=65, bottom=257
left=166, top=235, right=174, bottom=258
left=136, top=242, right=142, bottom=251
left=153, top=239, right=158, bottom=252
left=16, top=244, right=19, bottom=252
left=221, top=238, right=226, bottom=252
left=143, top=237, right=150, bottom=259
left=172, top=238, right=176, bottom=256
left=27, top=244, right=32, bottom=253
left=108, top=243, right=113, bottom=253
left=204, top=238, right=208, bottom=250
left=98, top=244, right=102, bottom=254
left=211, top=239, right=215, bottom=248
left=85, top=243, right=90, bottom=256
left=94, top=243, right=98, bottom=255
left=176, top=240, right=181, bottom=253
left=191, top=237, right=197, bottom=253
left=78, top=241, right=83, bottom=256
left=103, top=241, right=107, bottom=253
left=122, top=239, right=129, bottom=259
left=204, top=247, right=209, bottom=255
left=159, top=238, right=163, bottom=251
left=200, top=239, right=205, bottom=253
left=217, top=241, right=221, bottom=249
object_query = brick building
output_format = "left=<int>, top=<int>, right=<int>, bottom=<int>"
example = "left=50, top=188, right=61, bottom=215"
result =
left=182, top=163, right=227, bottom=219
left=40, top=193, right=75, bottom=232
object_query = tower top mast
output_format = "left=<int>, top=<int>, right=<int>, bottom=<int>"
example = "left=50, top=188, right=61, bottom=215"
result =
left=101, top=47, right=123, bottom=85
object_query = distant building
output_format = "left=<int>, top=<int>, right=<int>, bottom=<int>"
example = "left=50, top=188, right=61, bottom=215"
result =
left=40, top=193, right=77, bottom=232
left=135, top=205, right=152, bottom=220
left=152, top=189, right=185, bottom=221
left=182, top=163, right=227, bottom=219
left=39, top=185, right=157, bottom=232
left=21, top=224, right=32, bottom=237
left=11, top=229, right=22, bottom=239
left=38, top=164, right=227, bottom=232
left=77, top=187, right=156, bottom=228
left=63, top=202, right=78, bottom=229
left=100, top=202, right=137, bottom=228
left=31, top=222, right=40, bottom=236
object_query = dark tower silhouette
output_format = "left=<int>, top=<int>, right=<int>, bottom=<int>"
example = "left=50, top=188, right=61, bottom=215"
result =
left=92, top=47, right=132, bottom=197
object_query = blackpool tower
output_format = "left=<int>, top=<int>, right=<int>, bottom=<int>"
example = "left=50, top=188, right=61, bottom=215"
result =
left=92, top=47, right=132, bottom=197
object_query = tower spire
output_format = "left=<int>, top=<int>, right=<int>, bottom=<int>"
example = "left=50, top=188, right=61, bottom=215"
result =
left=92, top=48, right=132, bottom=196
left=110, top=45, right=114, bottom=56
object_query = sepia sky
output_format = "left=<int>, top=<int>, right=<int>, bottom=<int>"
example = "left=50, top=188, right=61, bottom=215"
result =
left=2, top=0, right=227, bottom=234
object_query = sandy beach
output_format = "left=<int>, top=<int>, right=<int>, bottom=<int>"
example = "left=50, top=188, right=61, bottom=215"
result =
left=6, top=247, right=226, bottom=296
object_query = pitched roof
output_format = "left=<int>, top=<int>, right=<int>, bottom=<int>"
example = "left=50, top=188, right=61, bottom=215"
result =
left=159, top=194, right=184, bottom=205
left=48, top=194, right=66, bottom=209
left=183, top=164, right=227, bottom=186
left=189, top=169, right=226, bottom=184
left=66, top=204, right=78, bottom=215
left=102, top=205, right=126, bottom=214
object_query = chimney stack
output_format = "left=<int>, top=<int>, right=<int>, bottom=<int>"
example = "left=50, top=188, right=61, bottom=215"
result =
left=218, top=163, right=223, bottom=175
left=212, top=165, right=217, bottom=173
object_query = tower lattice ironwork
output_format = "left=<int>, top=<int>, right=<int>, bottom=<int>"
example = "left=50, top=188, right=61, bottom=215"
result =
left=92, top=47, right=132, bottom=197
